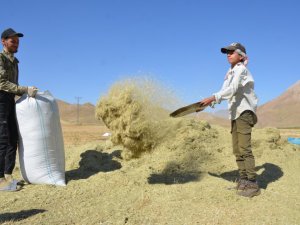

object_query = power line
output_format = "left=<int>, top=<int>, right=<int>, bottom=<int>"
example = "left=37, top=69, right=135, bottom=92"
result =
left=75, top=96, right=82, bottom=124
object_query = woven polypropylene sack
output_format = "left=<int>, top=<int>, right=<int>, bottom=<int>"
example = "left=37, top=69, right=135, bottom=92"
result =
left=16, top=91, right=66, bottom=186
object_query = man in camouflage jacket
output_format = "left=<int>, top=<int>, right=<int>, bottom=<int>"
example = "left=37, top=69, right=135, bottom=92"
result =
left=0, top=28, right=38, bottom=191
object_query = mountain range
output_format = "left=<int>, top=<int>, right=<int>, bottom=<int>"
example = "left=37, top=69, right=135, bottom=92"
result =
left=56, top=80, right=300, bottom=128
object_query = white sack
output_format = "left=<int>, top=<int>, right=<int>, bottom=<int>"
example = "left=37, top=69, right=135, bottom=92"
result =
left=16, top=91, right=66, bottom=186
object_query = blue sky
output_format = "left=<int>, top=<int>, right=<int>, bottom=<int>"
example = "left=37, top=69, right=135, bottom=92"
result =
left=1, top=0, right=299, bottom=108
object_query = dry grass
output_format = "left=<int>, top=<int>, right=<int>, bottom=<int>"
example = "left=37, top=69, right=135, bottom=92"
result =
left=1, top=124, right=299, bottom=225
left=61, top=123, right=110, bottom=147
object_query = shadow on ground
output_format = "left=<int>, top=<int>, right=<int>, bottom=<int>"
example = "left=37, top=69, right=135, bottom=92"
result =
left=0, top=209, right=46, bottom=223
left=208, top=162, right=283, bottom=189
left=148, top=161, right=202, bottom=185
left=66, top=149, right=122, bottom=182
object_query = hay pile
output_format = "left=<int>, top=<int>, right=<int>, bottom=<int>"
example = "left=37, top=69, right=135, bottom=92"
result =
left=96, top=79, right=165, bottom=157
left=96, top=78, right=221, bottom=160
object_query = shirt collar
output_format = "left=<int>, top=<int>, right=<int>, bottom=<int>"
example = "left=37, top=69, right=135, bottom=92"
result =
left=225, top=62, right=244, bottom=80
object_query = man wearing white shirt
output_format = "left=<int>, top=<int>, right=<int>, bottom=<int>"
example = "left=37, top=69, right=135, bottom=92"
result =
left=200, top=42, right=260, bottom=198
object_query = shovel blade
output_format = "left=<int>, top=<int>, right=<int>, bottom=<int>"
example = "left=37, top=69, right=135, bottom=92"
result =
left=170, top=102, right=206, bottom=117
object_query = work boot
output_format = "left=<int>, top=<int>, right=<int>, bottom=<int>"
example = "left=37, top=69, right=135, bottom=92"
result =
left=236, top=179, right=248, bottom=190
left=227, top=178, right=248, bottom=190
left=237, top=180, right=261, bottom=198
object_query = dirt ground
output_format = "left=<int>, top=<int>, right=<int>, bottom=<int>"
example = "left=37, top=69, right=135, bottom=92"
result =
left=61, top=124, right=110, bottom=147
left=0, top=122, right=300, bottom=225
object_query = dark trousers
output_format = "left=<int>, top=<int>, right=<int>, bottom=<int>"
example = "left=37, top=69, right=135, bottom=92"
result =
left=0, top=91, right=18, bottom=178
left=231, top=110, right=257, bottom=181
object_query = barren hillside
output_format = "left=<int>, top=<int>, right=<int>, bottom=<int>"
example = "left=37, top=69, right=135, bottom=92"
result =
left=56, top=99, right=103, bottom=125
left=257, top=80, right=300, bottom=128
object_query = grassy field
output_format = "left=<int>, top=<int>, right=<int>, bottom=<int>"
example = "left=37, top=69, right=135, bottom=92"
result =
left=0, top=123, right=299, bottom=225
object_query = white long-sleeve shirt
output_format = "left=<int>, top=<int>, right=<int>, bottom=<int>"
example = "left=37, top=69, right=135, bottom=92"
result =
left=213, top=62, right=258, bottom=120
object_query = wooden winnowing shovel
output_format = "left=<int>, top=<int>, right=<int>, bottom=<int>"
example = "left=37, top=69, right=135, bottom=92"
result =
left=169, top=102, right=208, bottom=118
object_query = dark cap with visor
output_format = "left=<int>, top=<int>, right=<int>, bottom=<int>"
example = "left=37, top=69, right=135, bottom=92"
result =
left=221, top=42, right=246, bottom=55
left=1, top=28, right=24, bottom=39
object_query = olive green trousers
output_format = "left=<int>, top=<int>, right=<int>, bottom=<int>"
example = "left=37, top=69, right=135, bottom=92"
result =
left=231, top=110, right=258, bottom=181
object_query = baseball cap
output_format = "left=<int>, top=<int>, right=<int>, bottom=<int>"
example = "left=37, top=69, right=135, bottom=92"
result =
left=221, top=42, right=246, bottom=54
left=1, top=28, right=24, bottom=39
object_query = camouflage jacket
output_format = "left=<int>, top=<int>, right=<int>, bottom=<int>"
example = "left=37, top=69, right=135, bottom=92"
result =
left=0, top=51, right=27, bottom=95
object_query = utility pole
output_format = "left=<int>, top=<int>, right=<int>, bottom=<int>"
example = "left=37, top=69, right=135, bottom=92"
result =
left=75, top=97, right=82, bottom=124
